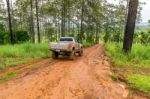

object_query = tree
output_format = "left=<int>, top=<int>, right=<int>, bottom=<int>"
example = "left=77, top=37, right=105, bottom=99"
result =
left=35, top=0, right=41, bottom=43
left=61, top=0, right=67, bottom=37
left=1, top=0, right=142, bottom=46
left=0, top=24, right=9, bottom=44
left=80, top=0, right=84, bottom=43
left=30, top=0, right=35, bottom=43
left=6, top=0, right=14, bottom=44
left=16, top=31, right=30, bottom=43
left=123, top=0, right=139, bottom=53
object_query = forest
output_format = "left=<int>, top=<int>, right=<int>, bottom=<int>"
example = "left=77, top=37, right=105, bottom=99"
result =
left=0, top=0, right=149, bottom=45
left=0, top=0, right=150, bottom=98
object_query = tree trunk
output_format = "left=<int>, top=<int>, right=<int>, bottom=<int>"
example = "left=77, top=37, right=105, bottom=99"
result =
left=80, top=1, right=84, bottom=43
left=6, top=0, right=14, bottom=44
left=95, top=24, right=99, bottom=44
left=123, top=0, right=139, bottom=53
left=30, top=0, right=35, bottom=43
left=61, top=0, right=66, bottom=37
left=35, top=0, right=41, bottom=43
left=10, top=0, right=17, bottom=42
left=61, top=0, right=67, bottom=37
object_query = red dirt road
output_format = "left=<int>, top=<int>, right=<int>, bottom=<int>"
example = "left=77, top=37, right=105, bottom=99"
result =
left=0, top=44, right=146, bottom=99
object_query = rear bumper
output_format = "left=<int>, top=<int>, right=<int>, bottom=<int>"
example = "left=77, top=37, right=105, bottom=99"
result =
left=50, top=49, right=71, bottom=53
left=50, top=49, right=72, bottom=55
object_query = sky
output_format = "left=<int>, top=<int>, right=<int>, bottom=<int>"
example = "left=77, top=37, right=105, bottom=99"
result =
left=141, top=0, right=150, bottom=22
left=108, top=0, right=150, bottom=23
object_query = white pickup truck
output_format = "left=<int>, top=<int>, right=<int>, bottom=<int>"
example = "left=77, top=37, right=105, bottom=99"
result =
left=49, top=37, right=83, bottom=59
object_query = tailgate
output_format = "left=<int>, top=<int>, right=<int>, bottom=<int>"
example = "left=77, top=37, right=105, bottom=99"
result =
left=50, top=42, right=69, bottom=50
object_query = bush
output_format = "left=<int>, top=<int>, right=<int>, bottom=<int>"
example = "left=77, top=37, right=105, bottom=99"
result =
left=0, top=24, right=9, bottom=44
left=16, top=31, right=30, bottom=43
left=134, top=31, right=150, bottom=45
left=0, top=26, right=30, bottom=44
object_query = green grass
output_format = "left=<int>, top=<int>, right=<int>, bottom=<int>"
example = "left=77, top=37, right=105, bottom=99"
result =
left=0, top=43, right=50, bottom=70
left=128, top=74, right=150, bottom=93
left=0, top=72, right=17, bottom=83
left=106, top=42, right=150, bottom=68
left=82, top=41, right=95, bottom=48
left=106, top=42, right=150, bottom=94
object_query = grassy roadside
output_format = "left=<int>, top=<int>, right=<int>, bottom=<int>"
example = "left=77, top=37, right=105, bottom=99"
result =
left=0, top=42, right=91, bottom=70
left=105, top=42, right=150, bottom=95
left=0, top=42, right=91, bottom=83
left=0, top=43, right=50, bottom=70
left=0, top=42, right=91, bottom=71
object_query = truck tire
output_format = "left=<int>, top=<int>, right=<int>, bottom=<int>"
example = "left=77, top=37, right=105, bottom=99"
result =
left=79, top=50, right=83, bottom=56
left=52, top=51, right=58, bottom=59
left=70, top=50, right=75, bottom=60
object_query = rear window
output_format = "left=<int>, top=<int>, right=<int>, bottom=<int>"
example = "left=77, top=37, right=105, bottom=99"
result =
left=60, top=38, right=73, bottom=42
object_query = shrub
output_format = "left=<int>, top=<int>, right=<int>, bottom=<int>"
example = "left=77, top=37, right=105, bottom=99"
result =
left=16, top=31, right=30, bottom=43
left=134, top=31, right=150, bottom=45
left=0, top=24, right=9, bottom=44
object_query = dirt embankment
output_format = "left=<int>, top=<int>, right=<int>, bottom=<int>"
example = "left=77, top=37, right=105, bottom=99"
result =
left=0, top=44, right=147, bottom=99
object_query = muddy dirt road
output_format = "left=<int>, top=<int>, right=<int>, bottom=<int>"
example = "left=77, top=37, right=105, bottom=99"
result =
left=0, top=44, right=144, bottom=99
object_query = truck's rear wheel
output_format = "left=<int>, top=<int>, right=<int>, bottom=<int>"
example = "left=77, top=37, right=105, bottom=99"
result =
left=79, top=50, right=83, bottom=56
left=52, top=51, right=59, bottom=59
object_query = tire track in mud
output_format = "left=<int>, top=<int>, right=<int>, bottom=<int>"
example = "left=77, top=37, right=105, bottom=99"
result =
left=0, top=44, right=147, bottom=99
